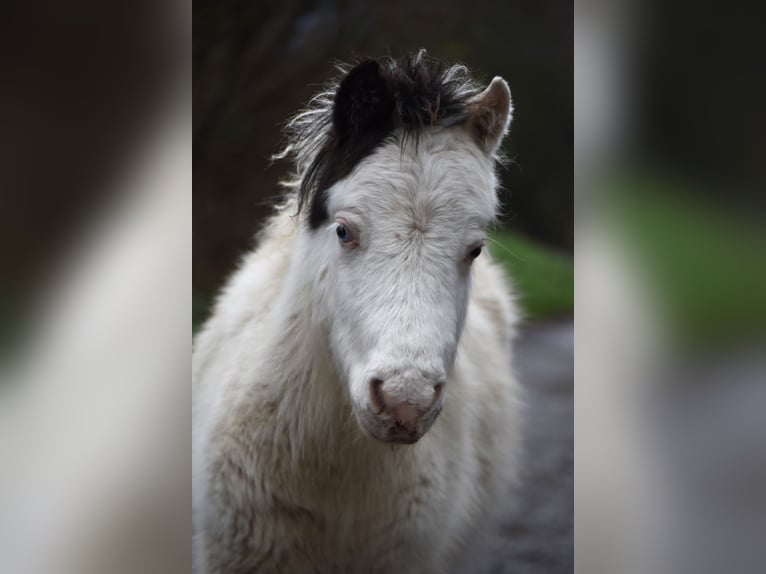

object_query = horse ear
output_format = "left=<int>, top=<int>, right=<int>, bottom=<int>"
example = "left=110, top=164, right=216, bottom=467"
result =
left=333, top=60, right=395, bottom=142
left=466, top=76, right=513, bottom=155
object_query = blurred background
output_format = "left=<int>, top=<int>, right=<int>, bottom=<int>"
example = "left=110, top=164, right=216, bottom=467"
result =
left=0, top=0, right=186, bottom=364
left=576, top=1, right=766, bottom=573
left=1, top=2, right=190, bottom=573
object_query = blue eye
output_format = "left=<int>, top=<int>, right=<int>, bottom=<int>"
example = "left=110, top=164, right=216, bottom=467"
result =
left=336, top=223, right=351, bottom=243
left=334, top=217, right=359, bottom=248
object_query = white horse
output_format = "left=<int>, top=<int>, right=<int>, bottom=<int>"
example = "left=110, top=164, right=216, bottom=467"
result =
left=193, top=52, right=522, bottom=574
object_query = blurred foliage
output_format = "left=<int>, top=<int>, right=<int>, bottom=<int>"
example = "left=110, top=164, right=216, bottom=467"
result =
left=490, top=231, right=574, bottom=322
left=604, top=171, right=766, bottom=348
left=194, top=0, right=573, bottom=296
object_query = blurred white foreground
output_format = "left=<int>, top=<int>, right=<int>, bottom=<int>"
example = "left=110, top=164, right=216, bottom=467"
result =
left=0, top=99, right=191, bottom=574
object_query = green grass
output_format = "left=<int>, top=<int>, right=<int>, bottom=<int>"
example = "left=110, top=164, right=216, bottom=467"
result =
left=488, top=231, right=574, bottom=321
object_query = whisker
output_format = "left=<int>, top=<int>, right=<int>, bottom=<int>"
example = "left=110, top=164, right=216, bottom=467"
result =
left=488, top=236, right=526, bottom=262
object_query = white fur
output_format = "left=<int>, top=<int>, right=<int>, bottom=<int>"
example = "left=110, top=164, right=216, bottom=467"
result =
left=193, top=117, right=521, bottom=573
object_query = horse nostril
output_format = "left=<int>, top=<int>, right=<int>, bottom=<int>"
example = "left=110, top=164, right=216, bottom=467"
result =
left=368, top=378, right=444, bottom=434
left=368, top=378, right=386, bottom=414
left=386, top=402, right=424, bottom=433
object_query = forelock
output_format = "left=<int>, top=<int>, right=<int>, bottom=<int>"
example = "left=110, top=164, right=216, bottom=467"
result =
left=273, top=50, right=483, bottom=228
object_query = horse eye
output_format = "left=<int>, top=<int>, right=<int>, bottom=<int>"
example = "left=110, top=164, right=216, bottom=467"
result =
left=467, top=246, right=482, bottom=262
left=336, top=223, right=351, bottom=243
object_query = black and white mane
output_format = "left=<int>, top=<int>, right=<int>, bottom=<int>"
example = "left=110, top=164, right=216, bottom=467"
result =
left=275, top=50, right=484, bottom=228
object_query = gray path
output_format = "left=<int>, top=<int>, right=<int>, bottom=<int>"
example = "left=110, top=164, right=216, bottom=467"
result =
left=455, top=320, right=574, bottom=574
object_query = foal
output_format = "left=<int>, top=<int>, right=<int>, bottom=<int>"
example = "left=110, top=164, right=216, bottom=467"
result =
left=193, top=52, right=521, bottom=573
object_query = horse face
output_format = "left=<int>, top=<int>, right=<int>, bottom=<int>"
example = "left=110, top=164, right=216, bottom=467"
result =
left=316, top=128, right=499, bottom=444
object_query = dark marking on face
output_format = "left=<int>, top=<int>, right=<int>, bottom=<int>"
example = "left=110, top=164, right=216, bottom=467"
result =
left=301, top=61, right=395, bottom=229
left=297, top=54, right=479, bottom=229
